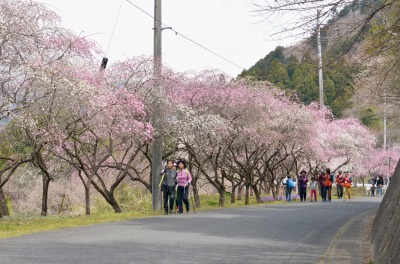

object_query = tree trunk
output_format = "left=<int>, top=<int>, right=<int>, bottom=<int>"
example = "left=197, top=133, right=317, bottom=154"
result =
left=250, top=185, right=254, bottom=196
left=251, top=184, right=261, bottom=204
left=108, top=193, right=122, bottom=213
left=238, top=183, right=243, bottom=200
left=192, top=182, right=201, bottom=208
left=41, top=174, right=51, bottom=216
left=85, top=185, right=91, bottom=215
left=77, top=170, right=91, bottom=215
left=271, top=181, right=277, bottom=200
left=218, top=188, right=225, bottom=207
left=258, top=182, right=263, bottom=196
left=245, top=184, right=250, bottom=205
left=264, top=178, right=269, bottom=194
left=275, top=185, right=280, bottom=198
left=231, top=185, right=236, bottom=204
left=0, top=187, right=9, bottom=217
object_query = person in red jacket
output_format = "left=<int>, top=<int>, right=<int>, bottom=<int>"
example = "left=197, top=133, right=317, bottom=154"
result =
left=336, top=170, right=344, bottom=200
left=343, top=172, right=352, bottom=201
left=323, top=168, right=333, bottom=202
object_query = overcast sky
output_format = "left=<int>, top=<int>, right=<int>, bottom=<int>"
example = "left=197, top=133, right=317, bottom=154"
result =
left=38, top=0, right=305, bottom=77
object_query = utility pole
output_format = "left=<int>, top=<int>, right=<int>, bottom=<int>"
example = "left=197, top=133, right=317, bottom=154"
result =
left=317, top=10, right=324, bottom=107
left=383, top=89, right=387, bottom=151
left=152, top=0, right=163, bottom=210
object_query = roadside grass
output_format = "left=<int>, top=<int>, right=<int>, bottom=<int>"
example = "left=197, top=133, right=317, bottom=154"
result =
left=0, top=186, right=368, bottom=239
left=0, top=211, right=161, bottom=239
left=0, top=193, right=283, bottom=238
left=197, top=193, right=285, bottom=211
left=331, top=186, right=366, bottom=198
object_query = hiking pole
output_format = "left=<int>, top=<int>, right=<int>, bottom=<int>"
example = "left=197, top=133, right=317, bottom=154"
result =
left=159, top=173, right=165, bottom=214
left=174, top=184, right=178, bottom=214
left=158, top=173, right=165, bottom=188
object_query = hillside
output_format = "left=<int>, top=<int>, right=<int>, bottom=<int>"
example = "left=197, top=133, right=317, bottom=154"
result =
left=238, top=3, right=376, bottom=118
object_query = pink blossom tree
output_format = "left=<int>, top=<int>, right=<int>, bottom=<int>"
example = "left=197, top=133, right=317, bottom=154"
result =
left=0, top=0, right=100, bottom=216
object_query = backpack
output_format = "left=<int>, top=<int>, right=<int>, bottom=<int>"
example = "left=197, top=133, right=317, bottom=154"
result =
left=344, top=176, right=351, bottom=188
left=287, top=179, right=295, bottom=188
left=323, top=174, right=332, bottom=187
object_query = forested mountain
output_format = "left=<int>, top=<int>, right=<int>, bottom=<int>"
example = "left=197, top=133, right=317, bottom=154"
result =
left=239, top=46, right=358, bottom=117
left=238, top=0, right=383, bottom=118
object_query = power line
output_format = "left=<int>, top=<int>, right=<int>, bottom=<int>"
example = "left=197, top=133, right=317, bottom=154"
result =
left=106, top=0, right=124, bottom=56
left=124, top=0, right=245, bottom=70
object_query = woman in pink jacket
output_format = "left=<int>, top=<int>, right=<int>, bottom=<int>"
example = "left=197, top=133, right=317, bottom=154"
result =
left=176, top=160, right=192, bottom=214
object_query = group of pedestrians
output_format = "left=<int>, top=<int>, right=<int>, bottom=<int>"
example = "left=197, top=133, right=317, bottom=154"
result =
left=369, top=175, right=385, bottom=197
left=159, top=159, right=192, bottom=215
left=284, top=168, right=353, bottom=202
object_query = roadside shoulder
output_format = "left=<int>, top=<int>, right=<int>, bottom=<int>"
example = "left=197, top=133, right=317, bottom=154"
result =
left=319, top=208, right=377, bottom=264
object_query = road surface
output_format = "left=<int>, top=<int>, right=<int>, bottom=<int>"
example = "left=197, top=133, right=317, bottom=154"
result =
left=0, top=197, right=381, bottom=264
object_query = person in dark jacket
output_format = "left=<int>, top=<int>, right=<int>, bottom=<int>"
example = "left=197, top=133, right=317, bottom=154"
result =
left=297, top=170, right=309, bottom=202
left=377, top=175, right=384, bottom=197
left=160, top=160, right=177, bottom=215
left=318, top=171, right=325, bottom=200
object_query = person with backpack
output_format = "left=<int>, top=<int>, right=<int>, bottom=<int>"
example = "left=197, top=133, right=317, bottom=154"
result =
left=285, top=175, right=295, bottom=202
left=176, top=160, right=192, bottom=214
left=336, top=170, right=344, bottom=200
left=297, top=170, right=309, bottom=202
left=159, top=160, right=177, bottom=215
left=343, top=172, right=352, bottom=201
left=323, top=168, right=333, bottom=202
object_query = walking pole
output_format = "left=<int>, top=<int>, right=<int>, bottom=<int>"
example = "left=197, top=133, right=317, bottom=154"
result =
left=159, top=174, right=165, bottom=213
left=158, top=173, right=165, bottom=188
left=174, top=184, right=178, bottom=214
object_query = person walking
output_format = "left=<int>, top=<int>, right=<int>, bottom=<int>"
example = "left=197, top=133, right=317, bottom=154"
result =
left=323, top=168, right=333, bottom=202
left=310, top=178, right=318, bottom=202
left=318, top=171, right=325, bottom=201
left=297, top=170, right=309, bottom=202
left=343, top=172, right=352, bottom=201
left=336, top=170, right=344, bottom=200
left=377, top=175, right=384, bottom=197
left=160, top=160, right=177, bottom=215
left=285, top=175, right=295, bottom=202
left=370, top=184, right=376, bottom=197
left=176, top=160, right=192, bottom=214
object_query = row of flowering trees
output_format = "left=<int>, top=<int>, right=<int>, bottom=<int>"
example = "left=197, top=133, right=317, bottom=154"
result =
left=0, top=0, right=397, bottom=217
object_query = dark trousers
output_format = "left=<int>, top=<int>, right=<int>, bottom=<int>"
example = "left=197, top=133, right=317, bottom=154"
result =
left=299, top=188, right=307, bottom=201
left=322, top=186, right=332, bottom=201
left=337, top=185, right=343, bottom=199
left=285, top=187, right=292, bottom=202
left=176, top=186, right=189, bottom=213
left=162, top=185, right=175, bottom=213
left=319, top=184, right=324, bottom=199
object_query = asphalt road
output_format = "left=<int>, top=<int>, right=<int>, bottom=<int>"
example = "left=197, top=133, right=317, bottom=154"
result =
left=0, top=197, right=381, bottom=264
